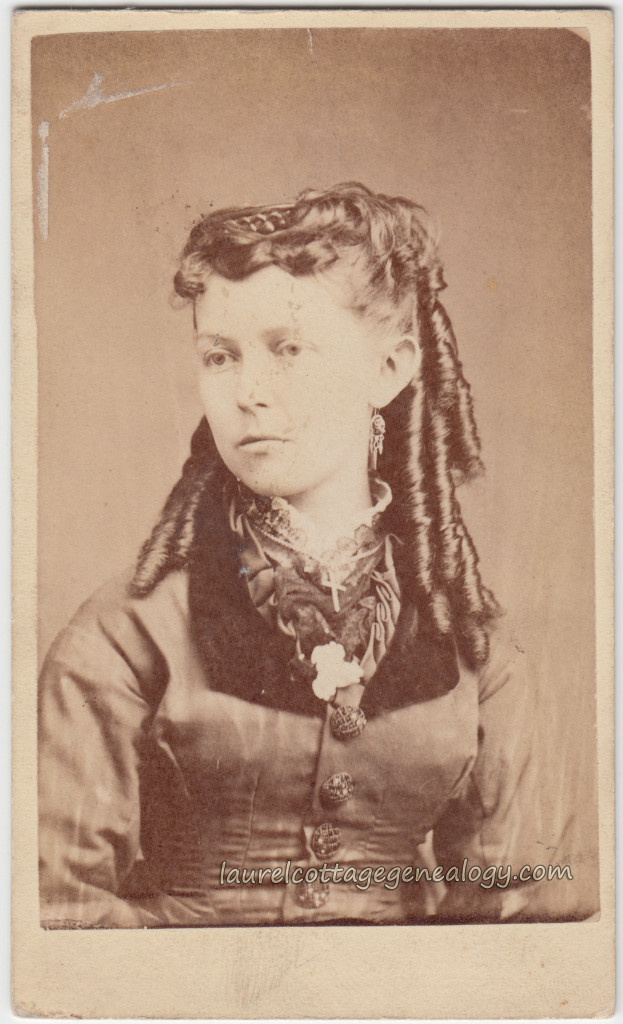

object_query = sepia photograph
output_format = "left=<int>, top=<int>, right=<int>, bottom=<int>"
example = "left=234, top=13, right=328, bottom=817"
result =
left=13, top=8, right=613, bottom=1019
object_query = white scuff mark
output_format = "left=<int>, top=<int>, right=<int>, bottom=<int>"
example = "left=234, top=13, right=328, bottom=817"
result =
left=306, top=28, right=314, bottom=57
left=59, top=70, right=186, bottom=119
left=36, top=121, right=49, bottom=241
left=509, top=108, right=530, bottom=114
left=580, top=103, right=591, bottom=123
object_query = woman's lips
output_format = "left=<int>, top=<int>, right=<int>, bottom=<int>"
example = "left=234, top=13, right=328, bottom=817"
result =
left=238, top=437, right=291, bottom=452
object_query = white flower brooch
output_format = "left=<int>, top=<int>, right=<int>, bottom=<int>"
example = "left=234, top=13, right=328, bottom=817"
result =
left=310, top=642, right=363, bottom=702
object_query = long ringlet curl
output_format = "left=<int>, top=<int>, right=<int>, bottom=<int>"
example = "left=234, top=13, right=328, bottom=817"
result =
left=130, top=421, right=226, bottom=597
left=133, top=182, right=499, bottom=667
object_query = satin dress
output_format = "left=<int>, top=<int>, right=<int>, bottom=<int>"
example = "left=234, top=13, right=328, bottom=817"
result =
left=38, top=490, right=572, bottom=928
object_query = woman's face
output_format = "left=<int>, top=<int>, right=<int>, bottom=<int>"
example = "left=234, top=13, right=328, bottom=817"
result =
left=194, top=264, right=401, bottom=508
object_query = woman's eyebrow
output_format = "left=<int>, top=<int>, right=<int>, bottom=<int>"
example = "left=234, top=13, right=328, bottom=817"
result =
left=261, top=327, right=298, bottom=344
left=195, top=332, right=236, bottom=347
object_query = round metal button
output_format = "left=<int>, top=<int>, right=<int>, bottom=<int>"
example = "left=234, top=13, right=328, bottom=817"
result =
left=296, top=880, right=330, bottom=909
left=311, top=822, right=341, bottom=857
left=321, top=772, right=354, bottom=805
left=330, top=705, right=367, bottom=740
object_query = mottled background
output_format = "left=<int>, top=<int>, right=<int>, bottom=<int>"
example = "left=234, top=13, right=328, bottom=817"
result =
left=32, top=28, right=597, bottom=913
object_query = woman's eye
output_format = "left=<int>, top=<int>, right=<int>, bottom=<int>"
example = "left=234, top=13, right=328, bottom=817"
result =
left=203, top=350, right=234, bottom=368
left=278, top=342, right=302, bottom=357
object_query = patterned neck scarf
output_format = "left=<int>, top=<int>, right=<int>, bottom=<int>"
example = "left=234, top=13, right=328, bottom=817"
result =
left=229, top=481, right=402, bottom=703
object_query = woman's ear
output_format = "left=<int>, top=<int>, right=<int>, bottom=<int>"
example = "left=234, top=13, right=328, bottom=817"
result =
left=370, top=334, right=421, bottom=408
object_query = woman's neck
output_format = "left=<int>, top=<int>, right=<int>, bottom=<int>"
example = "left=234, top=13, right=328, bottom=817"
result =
left=284, top=465, right=374, bottom=546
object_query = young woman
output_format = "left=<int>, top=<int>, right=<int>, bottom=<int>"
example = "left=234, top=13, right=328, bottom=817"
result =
left=39, top=183, right=548, bottom=928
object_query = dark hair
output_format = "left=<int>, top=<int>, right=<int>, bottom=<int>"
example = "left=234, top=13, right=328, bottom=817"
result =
left=132, top=182, right=498, bottom=667
left=173, top=181, right=444, bottom=333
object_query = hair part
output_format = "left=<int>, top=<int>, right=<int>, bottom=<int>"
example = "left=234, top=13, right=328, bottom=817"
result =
left=133, top=182, right=499, bottom=669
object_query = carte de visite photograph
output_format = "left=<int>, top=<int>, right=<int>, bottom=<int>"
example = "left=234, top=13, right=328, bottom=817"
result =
left=13, top=9, right=613, bottom=1020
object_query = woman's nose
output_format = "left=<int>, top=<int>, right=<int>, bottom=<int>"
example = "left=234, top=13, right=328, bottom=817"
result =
left=235, top=354, right=272, bottom=410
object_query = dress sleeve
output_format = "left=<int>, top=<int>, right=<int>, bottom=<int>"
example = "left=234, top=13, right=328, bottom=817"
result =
left=38, top=575, right=169, bottom=928
left=431, top=626, right=585, bottom=922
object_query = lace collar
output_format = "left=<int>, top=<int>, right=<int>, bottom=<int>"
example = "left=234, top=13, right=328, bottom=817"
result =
left=236, top=477, right=393, bottom=572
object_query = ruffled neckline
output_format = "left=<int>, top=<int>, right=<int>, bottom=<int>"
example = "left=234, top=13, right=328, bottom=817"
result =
left=230, top=487, right=403, bottom=706
left=235, top=477, right=393, bottom=571
left=185, top=479, right=461, bottom=720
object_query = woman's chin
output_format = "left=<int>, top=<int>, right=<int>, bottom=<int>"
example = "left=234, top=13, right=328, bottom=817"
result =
left=239, top=474, right=305, bottom=500
left=235, top=464, right=316, bottom=502
left=223, top=442, right=293, bottom=489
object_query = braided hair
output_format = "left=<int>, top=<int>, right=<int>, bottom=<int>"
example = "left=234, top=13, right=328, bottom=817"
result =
left=131, top=182, right=499, bottom=668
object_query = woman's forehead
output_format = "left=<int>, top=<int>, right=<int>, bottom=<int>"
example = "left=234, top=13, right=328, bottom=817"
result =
left=196, top=265, right=353, bottom=329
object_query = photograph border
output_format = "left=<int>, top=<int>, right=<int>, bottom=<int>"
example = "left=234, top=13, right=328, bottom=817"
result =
left=12, top=8, right=614, bottom=1018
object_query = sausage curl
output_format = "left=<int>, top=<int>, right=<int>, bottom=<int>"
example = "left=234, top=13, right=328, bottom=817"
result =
left=131, top=182, right=499, bottom=667
left=129, top=420, right=226, bottom=597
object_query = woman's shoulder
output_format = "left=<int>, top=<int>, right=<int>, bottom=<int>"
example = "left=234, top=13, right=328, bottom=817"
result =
left=473, top=615, right=532, bottom=705
left=63, top=566, right=190, bottom=630
left=42, top=568, right=193, bottom=681
left=82, top=565, right=189, bottom=616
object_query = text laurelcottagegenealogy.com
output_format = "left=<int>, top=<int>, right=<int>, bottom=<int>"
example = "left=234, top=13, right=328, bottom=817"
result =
left=219, top=860, right=574, bottom=891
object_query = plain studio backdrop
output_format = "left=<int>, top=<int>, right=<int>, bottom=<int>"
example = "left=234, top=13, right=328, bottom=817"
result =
left=32, top=28, right=598, bottom=914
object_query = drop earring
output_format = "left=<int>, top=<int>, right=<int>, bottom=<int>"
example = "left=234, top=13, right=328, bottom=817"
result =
left=369, top=409, right=386, bottom=471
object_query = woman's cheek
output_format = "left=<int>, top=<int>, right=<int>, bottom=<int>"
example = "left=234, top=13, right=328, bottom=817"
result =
left=199, top=378, right=230, bottom=424
left=198, top=373, right=213, bottom=405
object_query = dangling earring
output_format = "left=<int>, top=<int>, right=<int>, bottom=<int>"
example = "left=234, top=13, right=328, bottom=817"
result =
left=235, top=476, right=248, bottom=503
left=369, top=409, right=386, bottom=471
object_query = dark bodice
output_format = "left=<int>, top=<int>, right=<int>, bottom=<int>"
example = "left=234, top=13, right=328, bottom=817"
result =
left=38, top=567, right=564, bottom=929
